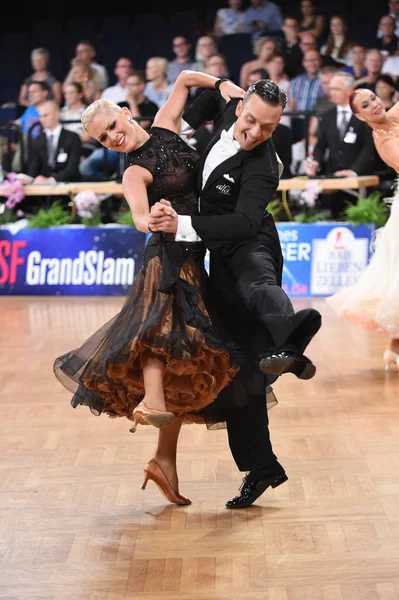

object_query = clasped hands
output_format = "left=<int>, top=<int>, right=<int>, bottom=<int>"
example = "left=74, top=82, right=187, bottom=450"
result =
left=148, top=200, right=178, bottom=234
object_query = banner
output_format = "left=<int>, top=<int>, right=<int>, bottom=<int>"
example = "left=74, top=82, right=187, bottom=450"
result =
left=0, top=226, right=146, bottom=295
left=277, top=222, right=374, bottom=297
left=0, top=223, right=374, bottom=297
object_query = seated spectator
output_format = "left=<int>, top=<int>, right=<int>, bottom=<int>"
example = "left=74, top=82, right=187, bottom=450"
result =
left=244, top=0, right=283, bottom=43
left=11, top=81, right=51, bottom=172
left=299, top=31, right=343, bottom=70
left=190, top=54, right=230, bottom=101
left=192, top=36, right=219, bottom=73
left=307, top=65, right=338, bottom=148
left=381, top=45, right=399, bottom=81
left=375, top=15, right=399, bottom=56
left=74, top=40, right=109, bottom=91
left=18, top=47, right=62, bottom=110
left=100, top=57, right=134, bottom=104
left=289, top=49, right=324, bottom=141
left=343, top=41, right=368, bottom=79
left=239, top=36, right=279, bottom=88
left=377, top=0, right=399, bottom=38
left=63, top=59, right=102, bottom=104
left=297, top=0, right=326, bottom=41
left=356, top=48, right=384, bottom=90
left=265, top=53, right=291, bottom=127
left=60, top=82, right=97, bottom=157
left=144, top=57, right=173, bottom=109
left=213, top=0, right=248, bottom=37
left=310, top=72, right=376, bottom=217
left=320, top=15, right=352, bottom=67
left=375, top=73, right=398, bottom=109
left=245, top=67, right=269, bottom=89
left=167, top=36, right=195, bottom=84
left=79, top=73, right=158, bottom=182
left=279, top=16, right=303, bottom=79
left=17, top=100, right=81, bottom=198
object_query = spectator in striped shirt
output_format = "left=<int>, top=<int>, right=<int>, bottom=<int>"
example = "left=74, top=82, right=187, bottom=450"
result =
left=289, top=48, right=324, bottom=141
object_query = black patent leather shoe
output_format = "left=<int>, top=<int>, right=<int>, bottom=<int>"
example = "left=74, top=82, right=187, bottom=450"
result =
left=259, top=351, right=316, bottom=380
left=226, top=468, right=288, bottom=509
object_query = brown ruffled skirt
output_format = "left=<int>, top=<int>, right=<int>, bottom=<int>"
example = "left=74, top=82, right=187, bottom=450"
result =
left=53, top=234, right=239, bottom=426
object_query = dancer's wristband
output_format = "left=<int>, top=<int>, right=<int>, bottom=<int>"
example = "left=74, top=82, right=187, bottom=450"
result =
left=214, top=77, right=229, bottom=92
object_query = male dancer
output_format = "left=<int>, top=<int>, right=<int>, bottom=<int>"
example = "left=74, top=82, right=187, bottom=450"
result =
left=148, top=79, right=322, bottom=508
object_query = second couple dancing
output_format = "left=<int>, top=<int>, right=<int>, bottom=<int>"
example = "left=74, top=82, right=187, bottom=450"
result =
left=53, top=70, right=321, bottom=509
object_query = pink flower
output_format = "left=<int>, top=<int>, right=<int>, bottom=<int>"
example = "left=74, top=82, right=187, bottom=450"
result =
left=2, top=172, right=25, bottom=208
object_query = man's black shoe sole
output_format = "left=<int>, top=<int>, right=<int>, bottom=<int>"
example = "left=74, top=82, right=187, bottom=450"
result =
left=259, top=357, right=316, bottom=380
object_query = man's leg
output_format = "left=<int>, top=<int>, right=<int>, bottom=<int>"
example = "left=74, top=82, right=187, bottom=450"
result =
left=225, top=394, right=287, bottom=508
left=229, top=240, right=322, bottom=362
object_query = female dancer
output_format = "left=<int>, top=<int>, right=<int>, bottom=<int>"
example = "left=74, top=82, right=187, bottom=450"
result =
left=53, top=71, right=245, bottom=504
left=326, top=88, right=399, bottom=371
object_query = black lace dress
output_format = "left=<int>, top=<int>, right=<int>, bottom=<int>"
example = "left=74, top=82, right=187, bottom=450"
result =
left=53, top=127, right=239, bottom=427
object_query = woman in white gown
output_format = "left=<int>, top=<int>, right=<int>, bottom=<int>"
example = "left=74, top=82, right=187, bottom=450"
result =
left=326, top=88, right=399, bottom=372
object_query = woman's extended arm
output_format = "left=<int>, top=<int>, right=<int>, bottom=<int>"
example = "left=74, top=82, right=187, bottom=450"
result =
left=153, top=70, right=244, bottom=133
left=122, top=165, right=154, bottom=233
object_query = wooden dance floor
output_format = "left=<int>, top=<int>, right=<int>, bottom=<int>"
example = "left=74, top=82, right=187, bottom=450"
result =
left=1, top=296, right=399, bottom=599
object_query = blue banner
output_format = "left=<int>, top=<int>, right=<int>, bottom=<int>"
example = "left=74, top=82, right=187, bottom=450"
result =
left=0, top=223, right=374, bottom=297
left=0, top=226, right=146, bottom=295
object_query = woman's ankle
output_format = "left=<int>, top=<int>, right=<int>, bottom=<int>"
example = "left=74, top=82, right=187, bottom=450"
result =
left=389, top=338, right=399, bottom=354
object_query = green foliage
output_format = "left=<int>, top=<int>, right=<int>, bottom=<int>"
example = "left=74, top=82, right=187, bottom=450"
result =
left=267, top=198, right=284, bottom=220
left=0, top=207, right=19, bottom=226
left=115, top=210, right=135, bottom=227
left=344, top=191, right=389, bottom=228
left=81, top=215, right=102, bottom=227
left=293, top=210, right=331, bottom=223
left=25, top=201, right=72, bottom=228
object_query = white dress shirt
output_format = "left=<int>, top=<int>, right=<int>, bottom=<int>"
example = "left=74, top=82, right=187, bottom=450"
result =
left=176, top=124, right=284, bottom=242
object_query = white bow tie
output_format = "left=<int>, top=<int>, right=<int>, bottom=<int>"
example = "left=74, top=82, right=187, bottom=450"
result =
left=220, top=128, right=241, bottom=151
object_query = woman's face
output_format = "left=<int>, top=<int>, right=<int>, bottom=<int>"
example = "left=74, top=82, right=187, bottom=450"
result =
left=267, top=56, right=284, bottom=75
left=72, top=65, right=89, bottom=82
left=330, top=17, right=345, bottom=36
left=352, top=90, right=385, bottom=123
left=351, top=45, right=366, bottom=64
left=86, top=108, right=141, bottom=152
left=376, top=80, right=395, bottom=101
left=146, top=59, right=163, bottom=81
left=229, top=0, right=242, bottom=9
left=32, top=53, right=47, bottom=72
left=259, top=41, right=276, bottom=61
left=63, top=85, right=82, bottom=105
left=300, top=1, right=314, bottom=15
left=197, top=37, right=217, bottom=60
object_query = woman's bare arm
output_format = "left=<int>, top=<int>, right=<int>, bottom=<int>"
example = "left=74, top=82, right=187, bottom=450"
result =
left=122, top=165, right=154, bottom=233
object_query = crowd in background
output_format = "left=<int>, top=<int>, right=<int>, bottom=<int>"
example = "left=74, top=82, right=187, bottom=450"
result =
left=1, top=0, right=399, bottom=218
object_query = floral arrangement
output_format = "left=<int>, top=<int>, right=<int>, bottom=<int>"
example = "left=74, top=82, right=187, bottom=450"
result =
left=0, top=172, right=25, bottom=225
left=72, top=189, right=101, bottom=220
left=293, top=180, right=330, bottom=223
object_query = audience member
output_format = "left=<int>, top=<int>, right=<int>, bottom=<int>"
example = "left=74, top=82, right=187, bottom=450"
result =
left=381, top=45, right=399, bottom=80
left=18, top=47, right=62, bottom=109
left=320, top=15, right=352, bottom=67
left=20, top=100, right=81, bottom=184
left=167, top=36, right=195, bottom=84
left=377, top=0, right=399, bottom=37
left=355, top=48, right=384, bottom=90
left=279, top=16, right=303, bottom=79
left=63, top=59, right=102, bottom=104
left=297, top=0, right=326, bottom=41
left=265, top=53, right=291, bottom=127
left=239, top=36, right=278, bottom=88
left=310, top=72, right=376, bottom=216
left=60, top=82, right=97, bottom=157
left=289, top=49, right=324, bottom=141
left=119, top=72, right=159, bottom=129
left=204, top=53, right=229, bottom=78
left=375, top=73, right=398, bottom=109
left=245, top=67, right=269, bottom=89
left=375, top=15, right=399, bottom=56
left=192, top=36, right=219, bottom=72
left=213, top=0, right=248, bottom=36
left=144, top=57, right=173, bottom=108
left=244, top=0, right=283, bottom=43
left=343, top=41, right=368, bottom=79
left=74, top=40, right=109, bottom=91
left=100, top=57, right=134, bottom=104
left=307, top=65, right=338, bottom=148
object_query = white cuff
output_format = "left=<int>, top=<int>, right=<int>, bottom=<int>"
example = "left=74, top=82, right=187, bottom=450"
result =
left=179, top=118, right=195, bottom=142
left=175, top=215, right=202, bottom=242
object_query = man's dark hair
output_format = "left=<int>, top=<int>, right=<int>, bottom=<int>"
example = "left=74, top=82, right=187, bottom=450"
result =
left=129, top=70, right=146, bottom=84
left=249, top=67, right=269, bottom=79
left=244, top=79, right=287, bottom=109
left=28, top=80, right=51, bottom=94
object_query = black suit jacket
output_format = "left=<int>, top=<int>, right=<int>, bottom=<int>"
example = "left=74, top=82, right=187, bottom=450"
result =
left=313, top=106, right=376, bottom=175
left=28, top=128, right=82, bottom=181
left=182, top=90, right=281, bottom=255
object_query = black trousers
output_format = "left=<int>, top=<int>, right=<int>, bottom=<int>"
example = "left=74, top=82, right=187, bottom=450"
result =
left=227, top=237, right=322, bottom=355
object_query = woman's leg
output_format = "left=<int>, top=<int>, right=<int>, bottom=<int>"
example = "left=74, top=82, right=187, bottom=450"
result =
left=142, top=353, right=167, bottom=411
left=154, top=417, right=184, bottom=492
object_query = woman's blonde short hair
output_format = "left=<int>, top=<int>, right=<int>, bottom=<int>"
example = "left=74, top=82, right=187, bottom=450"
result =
left=81, top=99, right=122, bottom=131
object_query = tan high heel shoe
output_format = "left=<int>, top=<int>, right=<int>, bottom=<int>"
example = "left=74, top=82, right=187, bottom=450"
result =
left=129, top=402, right=175, bottom=433
left=140, top=459, right=191, bottom=506
left=383, top=349, right=399, bottom=373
